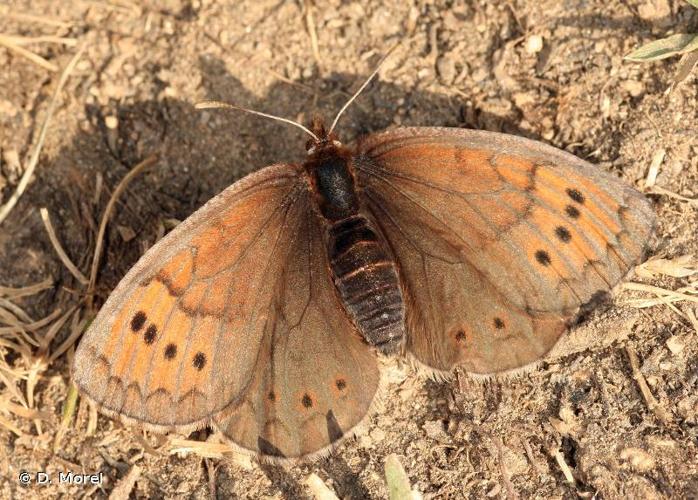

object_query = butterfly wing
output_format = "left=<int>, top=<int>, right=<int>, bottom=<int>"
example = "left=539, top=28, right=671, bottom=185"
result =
left=355, top=127, right=655, bottom=374
left=213, top=196, right=380, bottom=460
left=73, top=164, right=379, bottom=459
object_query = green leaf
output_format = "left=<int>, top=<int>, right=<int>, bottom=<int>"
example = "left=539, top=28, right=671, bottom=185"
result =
left=625, top=33, right=698, bottom=61
left=385, top=454, right=414, bottom=500
left=685, top=0, right=698, bottom=9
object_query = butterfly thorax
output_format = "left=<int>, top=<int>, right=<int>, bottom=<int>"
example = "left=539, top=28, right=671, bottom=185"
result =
left=304, top=141, right=358, bottom=221
left=304, top=137, right=405, bottom=354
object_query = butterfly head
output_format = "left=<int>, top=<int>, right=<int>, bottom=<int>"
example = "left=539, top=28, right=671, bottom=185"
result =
left=305, top=116, right=343, bottom=157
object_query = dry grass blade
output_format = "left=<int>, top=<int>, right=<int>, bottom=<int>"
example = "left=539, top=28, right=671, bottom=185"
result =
left=0, top=308, right=61, bottom=338
left=168, top=438, right=238, bottom=459
left=625, top=346, right=673, bottom=425
left=0, top=44, right=86, bottom=225
left=635, top=254, right=697, bottom=279
left=686, top=307, right=698, bottom=333
left=78, top=0, right=142, bottom=15
left=643, top=149, right=664, bottom=189
left=0, top=307, right=62, bottom=348
left=37, top=306, right=77, bottom=357
left=0, top=265, right=76, bottom=437
left=622, top=282, right=698, bottom=307
left=109, top=465, right=142, bottom=500
left=1, top=8, right=71, bottom=28
left=305, top=473, right=340, bottom=500
left=0, top=33, right=59, bottom=72
left=0, top=299, right=54, bottom=410
left=0, top=413, right=23, bottom=436
left=54, top=383, right=79, bottom=452
left=304, top=0, right=321, bottom=67
left=40, top=208, right=89, bottom=285
left=1, top=396, right=51, bottom=420
left=0, top=278, right=53, bottom=299
left=0, top=298, right=33, bottom=323
left=648, top=186, right=698, bottom=206
left=0, top=374, right=27, bottom=411
left=673, top=50, right=698, bottom=86
left=553, top=448, right=575, bottom=484
left=49, top=310, right=88, bottom=362
left=86, top=154, right=159, bottom=309
left=1, top=35, right=78, bottom=47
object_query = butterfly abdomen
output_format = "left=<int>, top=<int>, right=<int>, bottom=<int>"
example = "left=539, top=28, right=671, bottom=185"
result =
left=327, top=215, right=405, bottom=354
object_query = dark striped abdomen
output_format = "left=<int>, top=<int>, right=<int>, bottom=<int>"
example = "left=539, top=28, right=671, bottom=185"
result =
left=328, top=215, right=405, bottom=353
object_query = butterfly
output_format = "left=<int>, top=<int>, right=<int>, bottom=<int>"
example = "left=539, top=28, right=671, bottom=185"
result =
left=72, top=69, right=655, bottom=463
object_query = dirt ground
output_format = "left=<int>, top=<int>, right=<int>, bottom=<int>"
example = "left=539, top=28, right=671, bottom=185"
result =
left=1, top=0, right=697, bottom=498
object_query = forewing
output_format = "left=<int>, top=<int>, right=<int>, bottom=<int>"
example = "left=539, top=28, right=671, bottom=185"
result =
left=74, top=164, right=304, bottom=430
left=355, top=127, right=655, bottom=374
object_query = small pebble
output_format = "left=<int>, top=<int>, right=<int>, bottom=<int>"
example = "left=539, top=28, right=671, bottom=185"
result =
left=436, top=55, right=457, bottom=84
left=666, top=335, right=685, bottom=355
left=105, top=116, right=118, bottom=129
left=525, top=35, right=543, bottom=54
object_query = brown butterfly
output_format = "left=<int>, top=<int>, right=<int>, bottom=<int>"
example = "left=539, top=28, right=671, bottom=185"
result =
left=72, top=63, right=655, bottom=462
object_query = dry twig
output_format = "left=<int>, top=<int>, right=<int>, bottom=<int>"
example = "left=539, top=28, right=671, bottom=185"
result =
left=0, top=44, right=86, bottom=225
left=625, top=345, right=673, bottom=425
left=86, top=154, right=159, bottom=309
left=0, top=34, right=58, bottom=71
left=304, top=0, right=321, bottom=68
left=40, top=208, right=89, bottom=285
left=1, top=8, right=71, bottom=28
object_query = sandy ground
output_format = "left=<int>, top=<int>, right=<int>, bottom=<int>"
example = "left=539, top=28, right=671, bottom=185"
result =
left=1, top=0, right=697, bottom=498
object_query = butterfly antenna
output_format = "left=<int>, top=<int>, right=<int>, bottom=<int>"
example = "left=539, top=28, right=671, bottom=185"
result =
left=328, top=42, right=400, bottom=136
left=195, top=100, right=320, bottom=142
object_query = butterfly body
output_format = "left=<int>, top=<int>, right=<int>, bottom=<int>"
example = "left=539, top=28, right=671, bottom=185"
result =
left=305, top=136, right=406, bottom=353
left=74, top=123, right=654, bottom=462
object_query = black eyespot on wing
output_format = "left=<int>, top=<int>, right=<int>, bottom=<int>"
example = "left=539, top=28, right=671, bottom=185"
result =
left=455, top=329, right=466, bottom=342
left=555, top=226, right=572, bottom=243
left=535, top=250, right=551, bottom=266
left=143, top=325, right=157, bottom=345
left=268, top=391, right=276, bottom=402
left=302, top=394, right=313, bottom=408
left=192, top=352, right=206, bottom=370
left=335, top=379, right=347, bottom=391
left=565, top=205, right=581, bottom=219
left=164, top=343, right=177, bottom=360
left=131, top=311, right=147, bottom=332
left=493, top=317, right=505, bottom=329
left=566, top=188, right=585, bottom=204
